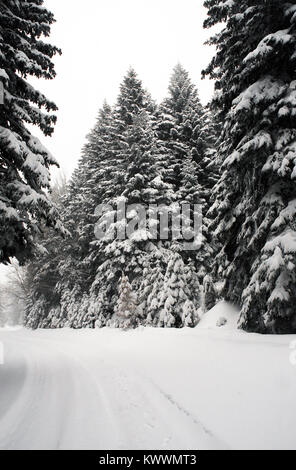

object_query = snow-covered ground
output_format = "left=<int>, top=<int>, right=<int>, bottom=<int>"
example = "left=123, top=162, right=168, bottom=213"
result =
left=0, top=302, right=296, bottom=450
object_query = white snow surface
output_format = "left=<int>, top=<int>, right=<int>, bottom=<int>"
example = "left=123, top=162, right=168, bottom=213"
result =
left=198, top=301, right=239, bottom=330
left=0, top=302, right=296, bottom=450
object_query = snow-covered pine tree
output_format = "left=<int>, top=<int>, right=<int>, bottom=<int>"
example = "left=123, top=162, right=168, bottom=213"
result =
left=0, top=0, right=62, bottom=263
left=58, top=103, right=116, bottom=297
left=146, top=270, right=166, bottom=326
left=25, top=103, right=117, bottom=329
left=184, top=258, right=201, bottom=312
left=138, top=253, right=166, bottom=326
left=89, top=71, right=175, bottom=326
left=204, top=0, right=296, bottom=333
left=157, top=64, right=218, bottom=201
left=159, top=251, right=198, bottom=328
left=157, top=65, right=219, bottom=295
left=114, top=274, right=140, bottom=330
left=90, top=119, right=172, bottom=324
left=101, top=68, right=158, bottom=202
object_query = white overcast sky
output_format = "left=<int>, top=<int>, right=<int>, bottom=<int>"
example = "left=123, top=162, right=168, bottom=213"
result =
left=31, top=0, right=217, bottom=179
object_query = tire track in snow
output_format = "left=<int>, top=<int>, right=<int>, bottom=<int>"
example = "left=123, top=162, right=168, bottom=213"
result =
left=0, top=336, right=77, bottom=450
left=147, top=378, right=229, bottom=449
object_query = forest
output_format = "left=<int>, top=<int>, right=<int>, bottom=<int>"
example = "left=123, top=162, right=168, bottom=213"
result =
left=0, top=0, right=296, bottom=334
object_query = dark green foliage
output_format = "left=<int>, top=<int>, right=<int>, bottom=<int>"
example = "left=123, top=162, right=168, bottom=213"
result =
left=204, top=0, right=296, bottom=333
left=0, top=0, right=62, bottom=263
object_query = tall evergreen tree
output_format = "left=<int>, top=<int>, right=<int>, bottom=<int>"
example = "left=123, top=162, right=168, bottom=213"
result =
left=90, top=105, right=174, bottom=325
left=60, top=102, right=115, bottom=295
left=159, top=251, right=198, bottom=328
left=0, top=0, right=62, bottom=263
left=25, top=103, right=118, bottom=329
left=157, top=64, right=219, bottom=284
left=204, top=0, right=296, bottom=333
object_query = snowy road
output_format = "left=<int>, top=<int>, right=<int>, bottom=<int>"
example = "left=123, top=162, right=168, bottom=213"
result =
left=0, top=314, right=296, bottom=450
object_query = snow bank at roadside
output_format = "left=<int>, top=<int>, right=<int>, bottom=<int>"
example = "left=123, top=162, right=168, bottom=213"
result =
left=198, top=301, right=240, bottom=330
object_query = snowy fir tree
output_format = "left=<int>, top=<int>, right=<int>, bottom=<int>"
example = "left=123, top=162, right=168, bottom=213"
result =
left=159, top=251, right=199, bottom=328
left=157, top=64, right=218, bottom=201
left=204, top=0, right=296, bottom=333
left=113, top=274, right=140, bottom=330
left=157, top=64, right=219, bottom=286
left=0, top=0, right=63, bottom=263
left=139, top=253, right=167, bottom=326
left=56, top=103, right=116, bottom=305
left=24, top=102, right=117, bottom=329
